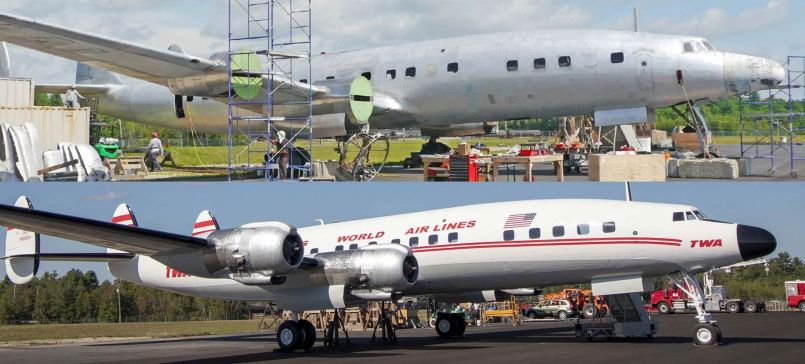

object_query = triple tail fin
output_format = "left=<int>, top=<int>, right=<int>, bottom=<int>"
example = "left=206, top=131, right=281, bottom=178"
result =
left=192, top=211, right=219, bottom=238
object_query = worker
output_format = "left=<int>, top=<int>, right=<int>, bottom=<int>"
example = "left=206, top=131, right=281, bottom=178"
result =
left=273, top=131, right=292, bottom=180
left=147, top=131, right=164, bottom=172
left=64, top=85, right=84, bottom=109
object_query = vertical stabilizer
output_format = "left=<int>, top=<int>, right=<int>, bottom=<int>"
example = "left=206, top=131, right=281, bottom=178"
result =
left=0, top=42, right=9, bottom=77
left=4, top=196, right=40, bottom=284
left=192, top=211, right=220, bottom=238
left=76, top=63, right=123, bottom=85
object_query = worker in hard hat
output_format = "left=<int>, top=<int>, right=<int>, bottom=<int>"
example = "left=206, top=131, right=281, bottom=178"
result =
left=147, top=131, right=164, bottom=172
left=65, top=85, right=84, bottom=109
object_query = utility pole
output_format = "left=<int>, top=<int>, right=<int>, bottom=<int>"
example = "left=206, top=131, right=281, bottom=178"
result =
left=116, top=282, right=122, bottom=324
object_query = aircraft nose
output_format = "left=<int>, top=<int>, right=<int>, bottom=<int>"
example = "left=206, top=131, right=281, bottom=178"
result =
left=737, top=225, right=777, bottom=261
left=724, top=54, right=785, bottom=93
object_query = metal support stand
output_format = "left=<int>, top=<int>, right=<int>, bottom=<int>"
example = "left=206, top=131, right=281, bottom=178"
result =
left=371, top=302, right=398, bottom=343
left=323, top=309, right=351, bottom=347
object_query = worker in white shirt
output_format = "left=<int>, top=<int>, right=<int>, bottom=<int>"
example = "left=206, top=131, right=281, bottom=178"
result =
left=65, top=86, right=84, bottom=109
left=147, top=132, right=164, bottom=172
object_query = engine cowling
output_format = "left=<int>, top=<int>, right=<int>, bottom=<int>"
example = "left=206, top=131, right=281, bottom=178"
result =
left=204, top=222, right=304, bottom=278
left=310, top=244, right=419, bottom=294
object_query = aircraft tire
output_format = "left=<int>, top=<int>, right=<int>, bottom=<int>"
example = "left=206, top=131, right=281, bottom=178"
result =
left=298, top=320, right=317, bottom=351
left=435, top=316, right=453, bottom=339
left=451, top=314, right=467, bottom=337
left=693, top=324, right=719, bottom=346
left=277, top=321, right=303, bottom=352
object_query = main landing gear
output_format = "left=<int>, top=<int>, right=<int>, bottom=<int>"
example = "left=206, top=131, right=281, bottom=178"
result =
left=669, top=270, right=722, bottom=347
left=277, top=320, right=316, bottom=352
left=434, top=312, right=467, bottom=339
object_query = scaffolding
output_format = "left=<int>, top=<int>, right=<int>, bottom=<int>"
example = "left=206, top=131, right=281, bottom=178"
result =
left=227, top=0, right=313, bottom=181
left=740, top=56, right=805, bottom=178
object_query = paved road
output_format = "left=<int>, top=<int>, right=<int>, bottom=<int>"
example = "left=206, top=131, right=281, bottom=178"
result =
left=3, top=313, right=803, bottom=364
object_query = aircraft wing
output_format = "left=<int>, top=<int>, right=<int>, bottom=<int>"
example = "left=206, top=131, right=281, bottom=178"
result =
left=0, top=12, right=222, bottom=85
left=0, top=204, right=208, bottom=256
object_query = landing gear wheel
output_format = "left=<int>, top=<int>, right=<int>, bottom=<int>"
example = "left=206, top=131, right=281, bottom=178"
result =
left=435, top=316, right=453, bottom=339
left=657, top=301, right=671, bottom=314
left=451, top=314, right=466, bottom=337
left=277, top=321, right=303, bottom=352
left=297, top=320, right=317, bottom=352
left=339, top=133, right=390, bottom=182
left=726, top=301, right=740, bottom=314
left=693, top=324, right=719, bottom=346
left=558, top=310, right=568, bottom=320
left=714, top=325, right=723, bottom=342
left=744, top=301, right=758, bottom=313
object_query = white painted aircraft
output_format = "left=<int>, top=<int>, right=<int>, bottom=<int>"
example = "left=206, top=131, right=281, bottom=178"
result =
left=0, top=12, right=786, bottom=140
left=1, top=194, right=776, bottom=350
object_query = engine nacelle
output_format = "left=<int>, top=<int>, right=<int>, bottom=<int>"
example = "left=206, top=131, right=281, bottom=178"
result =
left=310, top=244, right=418, bottom=293
left=204, top=223, right=304, bottom=278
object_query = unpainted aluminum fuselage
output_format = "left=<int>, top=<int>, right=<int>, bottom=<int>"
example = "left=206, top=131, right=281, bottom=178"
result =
left=96, top=30, right=785, bottom=135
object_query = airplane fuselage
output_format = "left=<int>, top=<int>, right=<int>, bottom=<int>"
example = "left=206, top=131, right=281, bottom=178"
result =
left=108, top=199, right=761, bottom=309
left=95, top=30, right=784, bottom=136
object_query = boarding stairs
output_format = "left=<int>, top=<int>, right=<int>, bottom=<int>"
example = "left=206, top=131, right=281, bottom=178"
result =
left=575, top=293, right=656, bottom=341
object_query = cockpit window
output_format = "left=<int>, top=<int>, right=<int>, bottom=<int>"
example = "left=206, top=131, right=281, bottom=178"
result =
left=683, top=42, right=695, bottom=53
left=686, top=211, right=696, bottom=221
left=693, top=210, right=707, bottom=220
left=702, top=41, right=715, bottom=51
left=673, top=212, right=685, bottom=222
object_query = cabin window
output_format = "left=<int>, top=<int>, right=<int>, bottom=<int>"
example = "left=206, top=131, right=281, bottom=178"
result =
left=409, top=237, right=419, bottom=247
left=406, top=67, right=417, bottom=78
left=504, top=230, right=515, bottom=241
left=429, top=235, right=439, bottom=245
left=507, top=60, right=519, bottom=72
left=603, top=222, right=616, bottom=233
left=310, top=248, right=319, bottom=254
left=529, top=228, right=541, bottom=239
left=391, top=239, right=401, bottom=244
left=686, top=211, right=696, bottom=221
left=534, top=58, right=546, bottom=70
left=361, top=72, right=372, bottom=80
left=335, top=245, right=344, bottom=251
left=299, top=79, right=308, bottom=84
left=448, top=232, right=459, bottom=243
left=611, top=52, right=624, bottom=64
left=558, top=56, right=572, bottom=67
left=673, top=212, right=685, bottom=222
left=553, top=226, right=565, bottom=237
left=349, top=244, right=359, bottom=250
left=386, top=70, right=397, bottom=80
left=577, top=224, right=590, bottom=236
left=326, top=76, right=336, bottom=80
left=447, top=62, right=459, bottom=73
left=369, top=242, right=378, bottom=245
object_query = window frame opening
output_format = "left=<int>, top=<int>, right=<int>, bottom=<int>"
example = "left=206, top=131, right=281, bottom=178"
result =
left=447, top=62, right=459, bottom=73
left=558, top=56, right=572, bottom=68
left=533, top=58, right=547, bottom=70
left=405, top=67, right=417, bottom=78
left=553, top=226, right=565, bottom=237
left=507, top=60, right=519, bottom=72
left=610, top=52, right=624, bottom=64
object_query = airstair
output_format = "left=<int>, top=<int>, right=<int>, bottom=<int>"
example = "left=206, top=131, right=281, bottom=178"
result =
left=575, top=293, right=657, bottom=341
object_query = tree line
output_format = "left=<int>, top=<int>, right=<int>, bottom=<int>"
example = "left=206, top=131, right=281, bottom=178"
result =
left=0, top=269, right=250, bottom=325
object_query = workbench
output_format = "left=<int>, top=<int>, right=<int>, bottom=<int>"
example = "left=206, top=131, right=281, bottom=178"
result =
left=491, top=155, right=565, bottom=182
left=420, top=155, right=451, bottom=181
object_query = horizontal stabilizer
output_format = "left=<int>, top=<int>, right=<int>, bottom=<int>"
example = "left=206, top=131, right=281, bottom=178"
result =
left=4, top=196, right=39, bottom=284
left=0, top=203, right=209, bottom=256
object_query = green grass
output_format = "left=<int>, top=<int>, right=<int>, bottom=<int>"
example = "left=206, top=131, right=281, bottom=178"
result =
left=0, top=320, right=268, bottom=343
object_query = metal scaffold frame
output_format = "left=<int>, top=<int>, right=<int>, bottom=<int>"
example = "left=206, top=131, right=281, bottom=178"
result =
left=227, top=0, right=313, bottom=181
left=739, top=55, right=805, bottom=178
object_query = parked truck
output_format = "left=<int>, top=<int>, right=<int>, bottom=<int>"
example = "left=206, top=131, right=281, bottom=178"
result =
left=785, top=281, right=805, bottom=312
left=651, top=258, right=768, bottom=314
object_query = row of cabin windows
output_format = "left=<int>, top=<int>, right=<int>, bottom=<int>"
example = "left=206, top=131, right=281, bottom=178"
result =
left=326, top=52, right=626, bottom=81
left=309, top=232, right=462, bottom=253
left=503, top=222, right=616, bottom=241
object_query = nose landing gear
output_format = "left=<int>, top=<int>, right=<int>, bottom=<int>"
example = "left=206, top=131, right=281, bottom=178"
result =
left=669, top=270, right=722, bottom=347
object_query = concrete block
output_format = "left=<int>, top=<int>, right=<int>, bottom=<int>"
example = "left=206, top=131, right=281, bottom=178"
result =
left=667, top=159, right=680, bottom=178
left=737, top=159, right=751, bottom=177
left=677, top=158, right=739, bottom=180
left=589, top=154, right=666, bottom=182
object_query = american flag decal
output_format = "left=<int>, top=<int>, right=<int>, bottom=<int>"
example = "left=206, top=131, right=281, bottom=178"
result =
left=504, top=213, right=536, bottom=228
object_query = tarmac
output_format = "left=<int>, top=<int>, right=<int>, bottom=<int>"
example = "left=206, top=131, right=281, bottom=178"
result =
left=3, top=312, right=803, bottom=364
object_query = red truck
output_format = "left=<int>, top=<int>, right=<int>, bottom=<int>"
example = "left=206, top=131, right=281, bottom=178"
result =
left=785, top=281, right=805, bottom=311
left=649, top=286, right=762, bottom=314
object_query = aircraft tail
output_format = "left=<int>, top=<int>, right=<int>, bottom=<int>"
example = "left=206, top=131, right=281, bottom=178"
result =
left=0, top=42, right=10, bottom=78
left=3, top=197, right=40, bottom=284
left=192, top=210, right=220, bottom=238
left=76, top=63, right=123, bottom=85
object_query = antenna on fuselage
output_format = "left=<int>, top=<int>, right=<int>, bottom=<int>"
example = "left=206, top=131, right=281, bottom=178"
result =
left=625, top=182, right=633, bottom=202
left=633, top=7, right=640, bottom=33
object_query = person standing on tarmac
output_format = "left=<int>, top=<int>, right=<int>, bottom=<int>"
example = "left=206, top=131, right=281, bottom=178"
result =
left=147, top=132, right=164, bottom=172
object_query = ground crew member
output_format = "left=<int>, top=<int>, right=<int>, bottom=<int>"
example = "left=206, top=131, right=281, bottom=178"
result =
left=147, top=132, right=164, bottom=172
left=65, top=85, right=84, bottom=109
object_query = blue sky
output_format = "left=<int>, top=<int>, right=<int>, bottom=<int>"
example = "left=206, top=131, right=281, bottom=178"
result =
left=2, top=0, right=804, bottom=83
left=1, top=183, right=803, bottom=282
